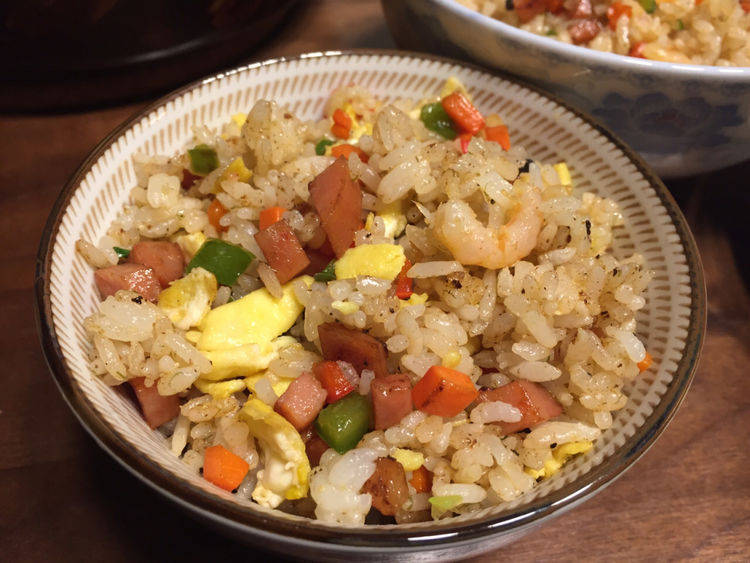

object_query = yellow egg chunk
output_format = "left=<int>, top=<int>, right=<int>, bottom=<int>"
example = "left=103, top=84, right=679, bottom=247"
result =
left=197, top=277, right=310, bottom=351
left=440, top=76, right=471, bottom=101
left=377, top=200, right=408, bottom=238
left=240, top=398, right=310, bottom=507
left=392, top=448, right=424, bottom=471
left=524, top=440, right=593, bottom=480
left=201, top=336, right=297, bottom=381
left=194, top=378, right=246, bottom=399
left=334, top=244, right=406, bottom=281
left=399, top=292, right=429, bottom=308
left=231, top=113, right=247, bottom=127
left=553, top=162, right=572, bottom=186
left=221, top=157, right=252, bottom=183
left=173, top=231, right=207, bottom=259
left=158, top=267, right=217, bottom=330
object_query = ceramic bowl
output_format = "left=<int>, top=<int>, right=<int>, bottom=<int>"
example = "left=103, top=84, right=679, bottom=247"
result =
left=35, top=50, right=705, bottom=561
left=382, top=0, right=750, bottom=178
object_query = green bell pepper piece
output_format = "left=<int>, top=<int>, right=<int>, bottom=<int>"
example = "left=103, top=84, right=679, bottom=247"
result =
left=186, top=239, right=254, bottom=286
left=313, top=260, right=336, bottom=282
left=188, top=144, right=219, bottom=175
left=314, top=393, right=372, bottom=454
left=420, top=103, right=457, bottom=140
left=315, top=139, right=335, bottom=155
left=113, top=246, right=130, bottom=259
left=638, top=0, right=655, bottom=13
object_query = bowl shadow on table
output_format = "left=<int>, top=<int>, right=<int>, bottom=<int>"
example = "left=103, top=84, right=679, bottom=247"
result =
left=83, top=441, right=295, bottom=562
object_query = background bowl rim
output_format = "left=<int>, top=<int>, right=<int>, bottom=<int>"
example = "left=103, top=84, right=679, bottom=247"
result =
left=34, top=48, right=706, bottom=550
left=426, top=0, right=750, bottom=79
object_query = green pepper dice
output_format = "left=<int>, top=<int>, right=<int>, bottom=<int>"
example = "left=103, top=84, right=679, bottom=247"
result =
left=420, top=103, right=458, bottom=140
left=313, top=260, right=336, bottom=282
left=186, top=239, right=254, bottom=286
left=188, top=144, right=219, bottom=175
left=638, top=0, right=655, bottom=13
left=314, top=393, right=372, bottom=454
left=113, top=246, right=130, bottom=259
left=315, top=139, right=335, bottom=156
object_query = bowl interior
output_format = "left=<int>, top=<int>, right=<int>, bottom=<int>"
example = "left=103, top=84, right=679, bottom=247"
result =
left=39, top=52, right=702, bottom=543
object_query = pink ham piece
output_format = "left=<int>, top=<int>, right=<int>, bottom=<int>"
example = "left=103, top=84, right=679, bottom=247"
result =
left=317, top=322, right=388, bottom=379
left=477, top=380, right=563, bottom=434
left=128, top=241, right=185, bottom=287
left=128, top=377, right=180, bottom=429
left=94, top=263, right=162, bottom=302
left=274, top=371, right=327, bottom=431
left=254, top=221, right=311, bottom=284
left=371, top=374, right=413, bottom=430
left=308, top=157, right=363, bottom=258
left=568, top=18, right=602, bottom=45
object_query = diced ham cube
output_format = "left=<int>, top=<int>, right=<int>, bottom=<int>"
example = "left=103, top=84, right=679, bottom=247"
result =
left=371, top=374, right=413, bottom=430
left=128, top=241, right=185, bottom=287
left=317, top=322, right=388, bottom=379
left=274, top=371, right=327, bottom=431
left=568, top=18, right=602, bottom=45
left=477, top=380, right=563, bottom=434
left=94, top=263, right=162, bottom=302
left=302, top=428, right=330, bottom=467
left=361, top=457, right=409, bottom=516
left=254, top=221, right=311, bottom=284
left=571, top=0, right=592, bottom=18
left=128, top=377, right=180, bottom=429
left=303, top=248, right=334, bottom=277
left=515, top=0, right=548, bottom=22
left=308, top=157, right=363, bottom=258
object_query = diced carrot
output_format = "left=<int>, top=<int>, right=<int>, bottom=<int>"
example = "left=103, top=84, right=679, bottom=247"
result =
left=410, top=465, right=432, bottom=493
left=741, top=0, right=750, bottom=12
left=331, top=108, right=352, bottom=139
left=629, top=41, right=646, bottom=58
left=457, top=132, right=473, bottom=154
left=203, top=445, right=249, bottom=491
left=331, top=143, right=369, bottom=163
left=259, top=206, right=286, bottom=230
left=207, top=199, right=228, bottom=232
left=411, top=366, right=479, bottom=418
left=637, top=351, right=653, bottom=372
left=484, top=125, right=511, bottom=151
left=394, top=259, right=413, bottom=300
left=313, top=361, right=355, bottom=403
left=441, top=92, right=485, bottom=135
left=607, top=1, right=632, bottom=30
left=696, top=0, right=704, bottom=5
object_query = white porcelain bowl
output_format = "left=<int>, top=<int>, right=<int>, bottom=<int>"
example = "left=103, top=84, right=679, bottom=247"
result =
left=35, top=51, right=705, bottom=560
left=382, top=0, right=750, bottom=178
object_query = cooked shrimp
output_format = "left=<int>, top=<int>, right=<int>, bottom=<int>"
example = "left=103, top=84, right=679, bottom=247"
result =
left=432, top=185, right=542, bottom=269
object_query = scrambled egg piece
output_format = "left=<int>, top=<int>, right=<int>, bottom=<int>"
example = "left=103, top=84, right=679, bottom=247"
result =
left=196, top=277, right=311, bottom=379
left=231, top=113, right=247, bottom=127
left=525, top=441, right=593, bottom=480
left=368, top=200, right=407, bottom=239
left=331, top=300, right=359, bottom=315
left=173, top=231, right=207, bottom=259
left=441, top=349, right=461, bottom=369
left=343, top=103, right=373, bottom=143
left=335, top=244, right=406, bottom=281
left=221, top=157, right=252, bottom=184
left=440, top=76, right=471, bottom=101
left=240, top=398, right=310, bottom=508
left=553, top=162, right=572, bottom=187
left=158, top=267, right=217, bottom=330
left=392, top=448, right=424, bottom=471
left=194, top=378, right=246, bottom=399
left=399, top=292, right=428, bottom=308
left=245, top=370, right=294, bottom=397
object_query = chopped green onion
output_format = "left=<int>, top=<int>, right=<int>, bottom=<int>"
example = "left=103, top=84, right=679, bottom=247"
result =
left=315, top=139, right=335, bottom=155
left=638, top=0, right=655, bottom=14
left=313, top=260, right=336, bottom=282
left=419, top=103, right=457, bottom=140
left=187, top=144, right=219, bottom=175
left=314, top=393, right=372, bottom=454
left=428, top=495, right=463, bottom=518
left=546, top=29, right=557, bottom=36
left=675, top=19, right=684, bottom=30
left=186, top=239, right=255, bottom=286
left=113, top=246, right=130, bottom=259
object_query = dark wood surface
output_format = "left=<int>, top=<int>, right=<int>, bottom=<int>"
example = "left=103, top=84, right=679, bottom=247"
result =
left=2, top=1, right=748, bottom=561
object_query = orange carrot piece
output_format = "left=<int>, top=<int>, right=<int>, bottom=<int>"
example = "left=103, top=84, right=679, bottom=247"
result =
left=629, top=42, right=647, bottom=58
left=637, top=352, right=653, bottom=372
left=331, top=143, right=368, bottom=162
left=394, top=258, right=413, bottom=300
left=607, top=1, right=632, bottom=30
left=207, top=199, right=228, bottom=232
left=331, top=108, right=352, bottom=138
left=457, top=132, right=473, bottom=154
left=411, top=365, right=479, bottom=417
left=484, top=125, right=511, bottom=150
left=441, top=92, right=485, bottom=135
left=203, top=445, right=249, bottom=491
left=741, top=0, right=750, bottom=12
left=259, top=206, right=286, bottom=231
left=410, top=466, right=433, bottom=493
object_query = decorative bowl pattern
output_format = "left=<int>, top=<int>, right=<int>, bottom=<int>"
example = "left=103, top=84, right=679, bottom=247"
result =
left=382, top=0, right=750, bottom=178
left=35, top=51, right=705, bottom=561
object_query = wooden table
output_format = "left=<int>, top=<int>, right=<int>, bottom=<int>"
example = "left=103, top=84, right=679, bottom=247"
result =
left=2, top=1, right=748, bottom=560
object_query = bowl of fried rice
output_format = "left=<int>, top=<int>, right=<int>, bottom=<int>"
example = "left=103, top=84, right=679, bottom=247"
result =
left=35, top=50, right=705, bottom=560
left=382, top=0, right=750, bottom=177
